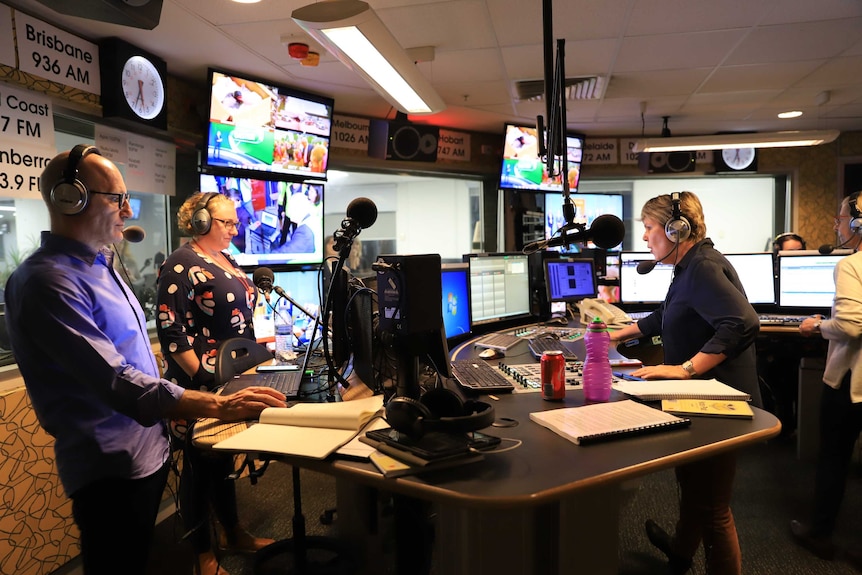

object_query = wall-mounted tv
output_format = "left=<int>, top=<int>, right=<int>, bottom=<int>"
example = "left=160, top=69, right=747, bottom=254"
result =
left=544, top=192, right=624, bottom=252
left=499, top=123, right=584, bottom=193
left=200, top=173, right=324, bottom=268
left=204, top=68, right=334, bottom=181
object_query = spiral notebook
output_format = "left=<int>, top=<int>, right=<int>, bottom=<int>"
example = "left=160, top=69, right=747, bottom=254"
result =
left=612, top=378, right=751, bottom=402
left=529, top=399, right=691, bottom=446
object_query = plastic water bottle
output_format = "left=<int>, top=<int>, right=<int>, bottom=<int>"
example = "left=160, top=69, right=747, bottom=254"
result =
left=273, top=299, right=294, bottom=362
left=583, top=317, right=612, bottom=402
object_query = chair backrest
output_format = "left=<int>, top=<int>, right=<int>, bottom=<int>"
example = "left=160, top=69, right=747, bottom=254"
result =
left=214, top=338, right=273, bottom=386
left=616, top=337, right=664, bottom=366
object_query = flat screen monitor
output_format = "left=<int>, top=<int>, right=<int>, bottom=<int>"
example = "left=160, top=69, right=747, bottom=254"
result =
left=619, top=252, right=674, bottom=306
left=724, top=253, right=776, bottom=306
left=204, top=68, right=333, bottom=181
left=200, top=173, right=324, bottom=267
left=544, top=192, right=624, bottom=252
left=499, top=124, right=584, bottom=193
left=778, top=251, right=848, bottom=310
left=465, top=253, right=532, bottom=327
left=127, top=197, right=142, bottom=220
left=250, top=267, right=324, bottom=347
left=441, top=263, right=471, bottom=341
left=544, top=258, right=597, bottom=303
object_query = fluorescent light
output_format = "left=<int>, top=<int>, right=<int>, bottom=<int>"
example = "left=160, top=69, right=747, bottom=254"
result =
left=292, top=0, right=445, bottom=115
left=778, top=110, right=803, bottom=119
left=632, top=130, right=839, bottom=153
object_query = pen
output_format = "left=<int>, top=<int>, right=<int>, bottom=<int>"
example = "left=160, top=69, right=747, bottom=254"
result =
left=613, top=371, right=645, bottom=381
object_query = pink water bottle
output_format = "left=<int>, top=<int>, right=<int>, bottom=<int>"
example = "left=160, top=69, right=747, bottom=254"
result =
left=583, top=317, right=612, bottom=402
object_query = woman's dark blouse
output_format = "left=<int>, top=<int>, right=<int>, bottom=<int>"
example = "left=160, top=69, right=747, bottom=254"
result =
left=637, top=239, right=763, bottom=407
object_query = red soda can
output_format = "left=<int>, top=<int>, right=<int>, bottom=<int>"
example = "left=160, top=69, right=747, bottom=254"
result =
left=541, top=350, right=566, bottom=401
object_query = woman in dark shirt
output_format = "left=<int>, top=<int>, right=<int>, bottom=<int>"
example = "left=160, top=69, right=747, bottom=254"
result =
left=611, top=191, right=761, bottom=575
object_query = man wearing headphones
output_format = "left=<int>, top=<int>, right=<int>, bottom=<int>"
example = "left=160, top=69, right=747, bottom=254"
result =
left=791, top=191, right=862, bottom=569
left=4, top=147, right=286, bottom=575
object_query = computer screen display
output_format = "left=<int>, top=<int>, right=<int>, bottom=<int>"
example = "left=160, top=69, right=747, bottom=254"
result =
left=544, top=258, right=597, bottom=303
left=724, top=253, right=776, bottom=306
left=249, top=267, right=324, bottom=347
left=465, top=253, right=532, bottom=327
left=619, top=252, right=674, bottom=305
left=778, top=252, right=847, bottom=310
left=441, top=263, right=471, bottom=340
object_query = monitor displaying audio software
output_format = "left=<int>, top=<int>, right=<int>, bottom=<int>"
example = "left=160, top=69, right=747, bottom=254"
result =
left=465, top=253, right=532, bottom=328
left=619, top=252, right=674, bottom=306
left=441, top=263, right=471, bottom=341
left=544, top=258, right=597, bottom=303
left=778, top=252, right=848, bottom=310
left=724, top=253, right=776, bottom=306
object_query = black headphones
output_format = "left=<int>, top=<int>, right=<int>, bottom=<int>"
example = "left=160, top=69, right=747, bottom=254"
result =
left=50, top=144, right=102, bottom=215
left=664, top=191, right=692, bottom=242
left=772, top=232, right=807, bottom=252
left=849, top=193, right=862, bottom=235
left=385, top=379, right=495, bottom=438
left=191, top=192, right=220, bottom=235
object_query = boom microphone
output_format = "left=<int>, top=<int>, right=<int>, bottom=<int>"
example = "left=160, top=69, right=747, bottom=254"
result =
left=332, top=197, right=378, bottom=253
left=252, top=266, right=275, bottom=302
left=544, top=214, right=625, bottom=250
left=122, top=225, right=146, bottom=243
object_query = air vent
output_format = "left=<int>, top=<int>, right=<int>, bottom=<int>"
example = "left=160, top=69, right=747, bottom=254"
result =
left=515, top=76, right=606, bottom=102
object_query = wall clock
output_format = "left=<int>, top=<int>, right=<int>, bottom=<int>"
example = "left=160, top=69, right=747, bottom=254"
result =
left=715, top=147, right=757, bottom=172
left=100, top=38, right=168, bottom=130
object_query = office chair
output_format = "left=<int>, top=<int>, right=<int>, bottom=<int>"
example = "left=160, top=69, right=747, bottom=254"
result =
left=213, top=339, right=353, bottom=574
left=616, top=337, right=664, bottom=367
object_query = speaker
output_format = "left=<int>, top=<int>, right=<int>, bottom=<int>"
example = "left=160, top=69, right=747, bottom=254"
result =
left=191, top=192, right=219, bottom=236
left=385, top=379, right=495, bottom=437
left=638, top=151, right=696, bottom=173
left=50, top=144, right=102, bottom=216
left=33, top=0, right=163, bottom=29
left=369, top=120, right=439, bottom=162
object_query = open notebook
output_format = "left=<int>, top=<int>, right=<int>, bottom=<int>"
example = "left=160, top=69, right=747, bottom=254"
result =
left=613, top=378, right=751, bottom=402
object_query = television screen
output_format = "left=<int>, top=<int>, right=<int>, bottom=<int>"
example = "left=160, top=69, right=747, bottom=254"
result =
left=499, top=124, right=584, bottom=193
left=464, top=253, right=532, bottom=328
left=127, top=197, right=142, bottom=220
left=544, top=258, right=597, bottom=303
left=441, top=263, right=471, bottom=341
left=250, top=267, right=324, bottom=347
left=200, top=173, right=324, bottom=267
left=544, top=192, right=624, bottom=251
left=204, top=68, right=334, bottom=181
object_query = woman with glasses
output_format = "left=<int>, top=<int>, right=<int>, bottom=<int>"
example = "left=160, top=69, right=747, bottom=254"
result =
left=157, top=192, right=271, bottom=575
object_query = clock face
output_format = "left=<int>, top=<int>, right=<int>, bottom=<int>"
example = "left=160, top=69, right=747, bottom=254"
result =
left=121, top=55, right=165, bottom=120
left=721, top=147, right=756, bottom=170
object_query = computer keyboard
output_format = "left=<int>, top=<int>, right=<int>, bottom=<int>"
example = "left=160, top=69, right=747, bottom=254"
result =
left=758, top=314, right=813, bottom=327
left=222, top=370, right=303, bottom=398
left=473, top=331, right=522, bottom=351
left=451, top=360, right=515, bottom=394
left=527, top=337, right=578, bottom=361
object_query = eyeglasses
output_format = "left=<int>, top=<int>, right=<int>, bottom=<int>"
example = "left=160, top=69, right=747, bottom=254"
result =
left=91, top=191, right=130, bottom=206
left=834, top=215, right=851, bottom=226
left=212, top=217, right=239, bottom=231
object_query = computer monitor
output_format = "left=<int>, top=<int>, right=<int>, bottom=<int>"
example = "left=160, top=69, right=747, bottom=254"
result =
left=724, top=253, right=776, bottom=306
left=441, top=263, right=471, bottom=341
left=544, top=258, right=597, bottom=303
left=778, top=251, right=848, bottom=311
left=464, top=253, right=532, bottom=328
left=249, top=267, right=324, bottom=347
left=619, top=252, right=674, bottom=306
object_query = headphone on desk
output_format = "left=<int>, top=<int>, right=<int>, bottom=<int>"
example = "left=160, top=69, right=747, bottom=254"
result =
left=664, top=191, right=691, bottom=242
left=50, top=144, right=102, bottom=215
left=385, top=379, right=496, bottom=438
left=191, top=192, right=220, bottom=235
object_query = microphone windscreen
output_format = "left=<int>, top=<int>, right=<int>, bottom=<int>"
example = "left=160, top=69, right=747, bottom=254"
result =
left=818, top=244, right=834, bottom=255
left=637, top=260, right=657, bottom=275
left=346, top=197, right=378, bottom=229
left=591, top=214, right=626, bottom=249
left=122, top=226, right=145, bottom=243
left=252, top=266, right=275, bottom=289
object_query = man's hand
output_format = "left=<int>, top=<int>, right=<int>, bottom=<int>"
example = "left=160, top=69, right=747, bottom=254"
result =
left=217, top=387, right=287, bottom=421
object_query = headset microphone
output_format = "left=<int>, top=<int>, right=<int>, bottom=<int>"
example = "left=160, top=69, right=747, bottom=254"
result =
left=637, top=241, right=679, bottom=275
left=818, top=236, right=860, bottom=254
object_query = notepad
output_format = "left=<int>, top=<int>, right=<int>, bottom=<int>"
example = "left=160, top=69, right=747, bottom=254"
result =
left=213, top=395, right=384, bottom=459
left=612, top=378, right=751, bottom=402
left=661, top=399, right=754, bottom=419
left=529, top=399, right=691, bottom=446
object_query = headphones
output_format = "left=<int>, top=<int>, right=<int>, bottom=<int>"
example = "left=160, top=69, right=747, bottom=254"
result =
left=385, top=379, right=495, bottom=438
left=849, top=193, right=862, bottom=235
left=191, top=192, right=220, bottom=235
left=50, top=144, right=102, bottom=215
left=664, top=191, right=691, bottom=242
left=772, top=232, right=807, bottom=252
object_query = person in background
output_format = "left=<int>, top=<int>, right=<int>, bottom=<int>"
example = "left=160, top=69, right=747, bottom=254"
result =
left=772, top=231, right=807, bottom=274
left=790, top=191, right=862, bottom=571
left=278, top=192, right=315, bottom=253
left=610, top=191, right=761, bottom=575
left=5, top=147, right=285, bottom=575
left=157, top=191, right=274, bottom=575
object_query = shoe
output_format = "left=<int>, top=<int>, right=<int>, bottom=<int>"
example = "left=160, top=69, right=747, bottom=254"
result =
left=645, top=519, right=693, bottom=575
left=789, top=519, right=835, bottom=560
left=218, top=526, right=275, bottom=555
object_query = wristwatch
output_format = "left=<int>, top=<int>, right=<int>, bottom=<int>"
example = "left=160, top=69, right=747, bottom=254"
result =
left=682, top=360, right=697, bottom=377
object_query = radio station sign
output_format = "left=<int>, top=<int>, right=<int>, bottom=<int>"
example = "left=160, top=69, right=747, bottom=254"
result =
left=331, top=114, right=370, bottom=151
left=15, top=12, right=100, bottom=94
left=437, top=130, right=470, bottom=162
left=0, top=84, right=55, bottom=199
left=582, top=138, right=618, bottom=165
left=0, top=142, right=53, bottom=199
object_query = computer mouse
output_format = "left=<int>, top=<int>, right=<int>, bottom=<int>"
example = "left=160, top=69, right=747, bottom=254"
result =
left=478, top=348, right=502, bottom=360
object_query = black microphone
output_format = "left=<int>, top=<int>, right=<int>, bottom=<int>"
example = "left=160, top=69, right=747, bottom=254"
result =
left=636, top=242, right=680, bottom=274
left=332, top=197, right=378, bottom=253
left=122, top=225, right=146, bottom=243
left=252, top=266, right=275, bottom=302
left=544, top=214, right=625, bottom=250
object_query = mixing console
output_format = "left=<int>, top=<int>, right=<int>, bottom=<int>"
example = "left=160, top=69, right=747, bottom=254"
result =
left=495, top=359, right=641, bottom=393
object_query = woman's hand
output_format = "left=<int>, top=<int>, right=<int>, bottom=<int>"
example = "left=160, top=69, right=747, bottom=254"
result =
left=631, top=364, right=689, bottom=380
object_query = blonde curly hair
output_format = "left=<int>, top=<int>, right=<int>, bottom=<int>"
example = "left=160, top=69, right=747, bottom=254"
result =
left=177, top=191, right=234, bottom=236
